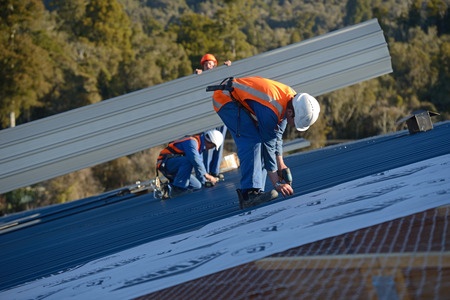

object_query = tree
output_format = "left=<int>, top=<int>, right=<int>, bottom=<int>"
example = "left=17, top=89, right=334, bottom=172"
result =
left=344, top=0, right=372, bottom=26
left=83, top=0, right=135, bottom=99
left=389, top=28, right=440, bottom=109
left=407, top=0, right=450, bottom=35
left=321, top=79, right=386, bottom=139
left=430, top=40, right=450, bottom=115
left=214, top=1, right=263, bottom=57
left=0, top=0, right=55, bottom=127
left=47, top=0, right=86, bottom=37
left=82, top=0, right=132, bottom=48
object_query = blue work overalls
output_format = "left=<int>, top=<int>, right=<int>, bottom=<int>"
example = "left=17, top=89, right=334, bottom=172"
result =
left=211, top=77, right=293, bottom=193
left=158, top=135, right=208, bottom=190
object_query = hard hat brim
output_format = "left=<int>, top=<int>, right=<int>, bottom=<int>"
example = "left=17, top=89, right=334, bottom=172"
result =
left=296, top=125, right=310, bottom=132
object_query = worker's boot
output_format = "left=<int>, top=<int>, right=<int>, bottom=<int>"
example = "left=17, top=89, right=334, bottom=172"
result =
left=165, top=184, right=191, bottom=199
left=160, top=183, right=172, bottom=200
left=237, top=188, right=279, bottom=209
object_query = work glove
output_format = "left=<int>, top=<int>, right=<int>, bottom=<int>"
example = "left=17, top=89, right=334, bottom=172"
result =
left=204, top=173, right=225, bottom=188
left=204, top=181, right=216, bottom=188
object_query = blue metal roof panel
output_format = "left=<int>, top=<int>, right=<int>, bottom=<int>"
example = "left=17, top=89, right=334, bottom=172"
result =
left=0, top=121, right=449, bottom=291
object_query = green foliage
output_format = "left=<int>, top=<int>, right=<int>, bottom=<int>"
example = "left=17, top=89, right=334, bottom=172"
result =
left=389, top=27, right=441, bottom=111
left=0, top=187, right=36, bottom=215
left=432, top=40, right=450, bottom=111
left=83, top=0, right=132, bottom=49
left=408, top=0, right=450, bottom=34
left=0, top=0, right=55, bottom=126
left=345, top=0, right=372, bottom=25
left=171, top=10, right=256, bottom=69
left=48, top=0, right=86, bottom=37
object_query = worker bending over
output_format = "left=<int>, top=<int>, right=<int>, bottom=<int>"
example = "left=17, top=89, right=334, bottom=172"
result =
left=210, top=76, right=320, bottom=209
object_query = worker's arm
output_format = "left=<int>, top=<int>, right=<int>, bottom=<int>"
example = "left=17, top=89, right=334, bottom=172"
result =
left=182, top=139, right=208, bottom=184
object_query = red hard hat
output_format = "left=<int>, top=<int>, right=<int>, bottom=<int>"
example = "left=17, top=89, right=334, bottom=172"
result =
left=200, top=54, right=218, bottom=66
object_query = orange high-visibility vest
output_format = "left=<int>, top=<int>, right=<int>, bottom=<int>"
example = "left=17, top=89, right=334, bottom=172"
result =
left=212, top=77, right=296, bottom=122
left=157, top=135, right=201, bottom=168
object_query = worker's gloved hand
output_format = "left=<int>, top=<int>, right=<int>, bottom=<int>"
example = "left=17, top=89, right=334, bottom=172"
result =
left=204, top=173, right=225, bottom=188
left=275, top=181, right=294, bottom=197
left=277, top=168, right=292, bottom=185
left=204, top=181, right=216, bottom=188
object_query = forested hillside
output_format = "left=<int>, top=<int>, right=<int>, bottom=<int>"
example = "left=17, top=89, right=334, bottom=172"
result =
left=1, top=0, right=449, bottom=214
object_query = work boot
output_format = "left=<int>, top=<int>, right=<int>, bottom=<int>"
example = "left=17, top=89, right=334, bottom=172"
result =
left=237, top=188, right=279, bottom=209
left=160, top=183, right=172, bottom=200
left=168, top=184, right=191, bottom=198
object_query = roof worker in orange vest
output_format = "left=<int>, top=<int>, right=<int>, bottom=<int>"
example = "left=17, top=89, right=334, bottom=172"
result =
left=208, top=76, right=320, bottom=209
left=195, top=54, right=231, bottom=180
left=156, top=129, right=224, bottom=199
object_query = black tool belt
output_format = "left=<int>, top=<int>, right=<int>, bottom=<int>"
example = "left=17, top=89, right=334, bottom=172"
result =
left=206, top=77, right=234, bottom=92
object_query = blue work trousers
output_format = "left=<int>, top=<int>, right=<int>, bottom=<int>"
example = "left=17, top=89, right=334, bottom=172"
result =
left=163, top=156, right=202, bottom=190
left=217, top=102, right=267, bottom=191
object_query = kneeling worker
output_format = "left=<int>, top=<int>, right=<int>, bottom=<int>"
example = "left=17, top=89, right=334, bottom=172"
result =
left=209, top=76, right=320, bottom=209
left=156, top=129, right=224, bottom=199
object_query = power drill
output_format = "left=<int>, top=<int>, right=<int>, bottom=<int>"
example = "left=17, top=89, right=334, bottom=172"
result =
left=278, top=168, right=292, bottom=185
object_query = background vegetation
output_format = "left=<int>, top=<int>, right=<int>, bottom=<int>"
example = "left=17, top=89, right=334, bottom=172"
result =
left=1, top=0, right=449, bottom=215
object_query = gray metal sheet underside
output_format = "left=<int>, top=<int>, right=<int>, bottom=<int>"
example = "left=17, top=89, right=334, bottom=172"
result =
left=0, top=121, right=449, bottom=291
left=0, top=19, right=392, bottom=194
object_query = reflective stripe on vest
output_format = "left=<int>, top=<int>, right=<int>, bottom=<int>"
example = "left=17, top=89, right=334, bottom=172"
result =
left=229, top=77, right=296, bottom=122
left=232, top=81, right=284, bottom=117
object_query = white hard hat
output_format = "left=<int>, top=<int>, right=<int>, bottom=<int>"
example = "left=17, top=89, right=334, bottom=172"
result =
left=292, top=93, right=320, bottom=131
left=205, top=129, right=224, bottom=150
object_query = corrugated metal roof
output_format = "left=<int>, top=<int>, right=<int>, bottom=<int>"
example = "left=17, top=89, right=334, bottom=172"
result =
left=0, top=19, right=392, bottom=194
left=1, top=121, right=449, bottom=292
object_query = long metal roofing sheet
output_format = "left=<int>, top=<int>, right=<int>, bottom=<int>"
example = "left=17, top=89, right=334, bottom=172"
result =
left=0, top=19, right=392, bottom=194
